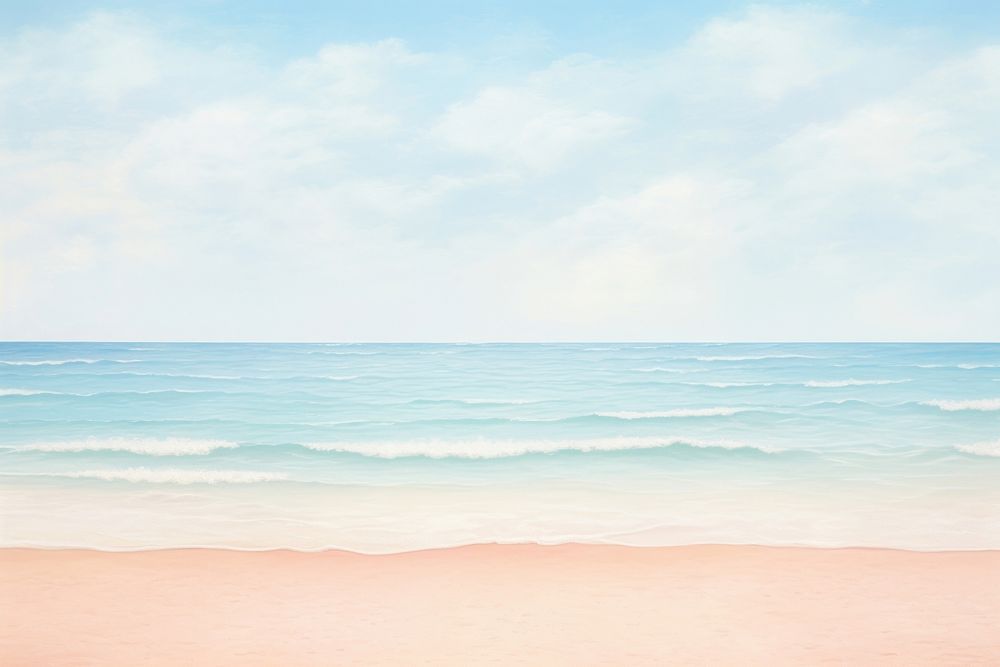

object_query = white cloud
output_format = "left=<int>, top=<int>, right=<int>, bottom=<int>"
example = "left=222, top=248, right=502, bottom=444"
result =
left=435, top=85, right=632, bottom=170
left=0, top=5, right=998, bottom=340
left=669, top=5, right=864, bottom=102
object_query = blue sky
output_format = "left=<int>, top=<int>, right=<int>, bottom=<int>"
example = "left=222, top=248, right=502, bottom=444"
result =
left=2, top=2, right=999, bottom=340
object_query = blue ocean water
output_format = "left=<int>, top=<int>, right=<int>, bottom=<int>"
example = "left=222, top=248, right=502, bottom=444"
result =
left=1, top=342, right=998, bottom=552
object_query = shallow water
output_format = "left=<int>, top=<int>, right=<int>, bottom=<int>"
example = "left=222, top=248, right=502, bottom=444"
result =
left=2, top=342, right=998, bottom=552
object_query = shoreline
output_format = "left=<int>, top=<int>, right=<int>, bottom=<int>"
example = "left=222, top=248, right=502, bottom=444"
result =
left=3, top=544, right=999, bottom=665
left=5, top=540, right=1000, bottom=555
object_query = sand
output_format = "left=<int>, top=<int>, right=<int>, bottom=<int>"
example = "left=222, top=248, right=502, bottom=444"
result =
left=2, top=544, right=999, bottom=665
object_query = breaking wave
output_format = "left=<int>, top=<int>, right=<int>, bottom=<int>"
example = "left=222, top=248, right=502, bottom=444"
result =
left=922, top=398, right=1000, bottom=412
left=16, top=437, right=237, bottom=456
left=594, top=407, right=747, bottom=418
left=303, top=436, right=776, bottom=459
left=954, top=440, right=1000, bottom=457
left=694, top=354, right=820, bottom=361
left=0, top=359, right=142, bottom=366
left=804, top=379, right=910, bottom=388
left=5, top=468, right=286, bottom=484
left=0, top=388, right=54, bottom=396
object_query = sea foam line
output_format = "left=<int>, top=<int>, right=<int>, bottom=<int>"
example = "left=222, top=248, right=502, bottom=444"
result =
left=3, top=468, right=286, bottom=484
left=0, top=389, right=220, bottom=397
left=693, top=354, right=820, bottom=361
left=915, top=363, right=1000, bottom=369
left=15, top=437, right=237, bottom=456
left=303, top=436, right=776, bottom=459
left=0, top=359, right=141, bottom=366
left=632, top=367, right=703, bottom=374
left=954, top=440, right=1000, bottom=457
left=922, top=398, right=1000, bottom=412
left=456, top=398, right=542, bottom=405
left=804, top=379, right=911, bottom=388
left=595, top=407, right=746, bottom=418
left=680, top=381, right=777, bottom=388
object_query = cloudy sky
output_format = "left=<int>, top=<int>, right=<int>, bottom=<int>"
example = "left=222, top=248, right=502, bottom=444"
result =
left=2, top=1, right=999, bottom=341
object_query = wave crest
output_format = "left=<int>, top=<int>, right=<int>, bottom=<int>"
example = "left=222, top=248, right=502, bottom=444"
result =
left=17, top=437, right=237, bottom=456
left=595, top=407, right=746, bottom=418
left=955, top=440, right=1000, bottom=457
left=804, top=379, right=910, bottom=388
left=0, top=359, right=141, bottom=366
left=681, top=381, right=776, bottom=388
left=13, top=468, right=287, bottom=484
left=922, top=398, right=1000, bottom=412
left=303, top=436, right=775, bottom=459
left=694, top=354, right=818, bottom=361
left=0, top=388, right=53, bottom=396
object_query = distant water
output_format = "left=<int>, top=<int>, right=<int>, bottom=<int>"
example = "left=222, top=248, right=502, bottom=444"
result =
left=2, top=342, right=998, bottom=552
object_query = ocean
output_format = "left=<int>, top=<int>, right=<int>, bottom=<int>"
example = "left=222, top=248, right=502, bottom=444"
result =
left=1, top=342, right=998, bottom=553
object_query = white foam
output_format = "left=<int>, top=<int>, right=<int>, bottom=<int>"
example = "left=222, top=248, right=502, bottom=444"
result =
left=0, top=359, right=141, bottom=366
left=596, top=407, right=746, bottom=418
left=954, top=440, right=1000, bottom=457
left=303, top=436, right=775, bottom=459
left=457, top=398, right=541, bottom=405
left=682, top=381, right=776, bottom=388
left=958, top=363, right=1000, bottom=369
left=922, top=398, right=1000, bottom=411
left=17, top=437, right=237, bottom=456
left=0, top=387, right=216, bottom=397
left=21, top=468, right=286, bottom=484
left=694, top=354, right=818, bottom=361
left=632, top=367, right=688, bottom=373
left=804, top=379, right=910, bottom=388
left=91, top=371, right=241, bottom=379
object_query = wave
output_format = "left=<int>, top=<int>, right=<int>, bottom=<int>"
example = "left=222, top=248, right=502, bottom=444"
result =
left=303, top=436, right=776, bottom=459
left=2, top=389, right=220, bottom=398
left=402, top=397, right=545, bottom=406
left=954, top=440, right=1000, bottom=457
left=631, top=367, right=699, bottom=373
left=99, top=389, right=215, bottom=395
left=680, top=381, right=777, bottom=388
left=3, top=468, right=286, bottom=484
left=455, top=398, right=542, bottom=405
left=88, top=372, right=360, bottom=381
left=802, top=399, right=887, bottom=407
left=916, top=364, right=1000, bottom=370
left=804, top=379, right=910, bottom=388
left=693, top=354, right=819, bottom=361
left=0, top=359, right=142, bottom=366
left=594, top=407, right=746, bottom=418
left=16, top=437, right=237, bottom=456
left=113, top=371, right=246, bottom=379
left=0, top=388, right=55, bottom=396
left=922, top=398, right=1000, bottom=412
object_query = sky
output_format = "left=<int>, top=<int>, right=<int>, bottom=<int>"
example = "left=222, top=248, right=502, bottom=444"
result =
left=1, top=2, right=999, bottom=341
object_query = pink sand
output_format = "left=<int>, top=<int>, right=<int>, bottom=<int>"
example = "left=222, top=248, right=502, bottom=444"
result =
left=2, top=544, right=999, bottom=665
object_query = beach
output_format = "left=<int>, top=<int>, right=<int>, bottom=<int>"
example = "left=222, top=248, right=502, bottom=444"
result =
left=2, top=544, right=999, bottom=665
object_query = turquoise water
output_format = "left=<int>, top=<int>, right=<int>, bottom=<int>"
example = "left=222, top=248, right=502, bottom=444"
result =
left=2, top=342, right=998, bottom=552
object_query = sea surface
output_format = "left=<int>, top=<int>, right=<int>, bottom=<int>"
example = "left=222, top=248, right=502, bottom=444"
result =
left=2, top=342, right=998, bottom=552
